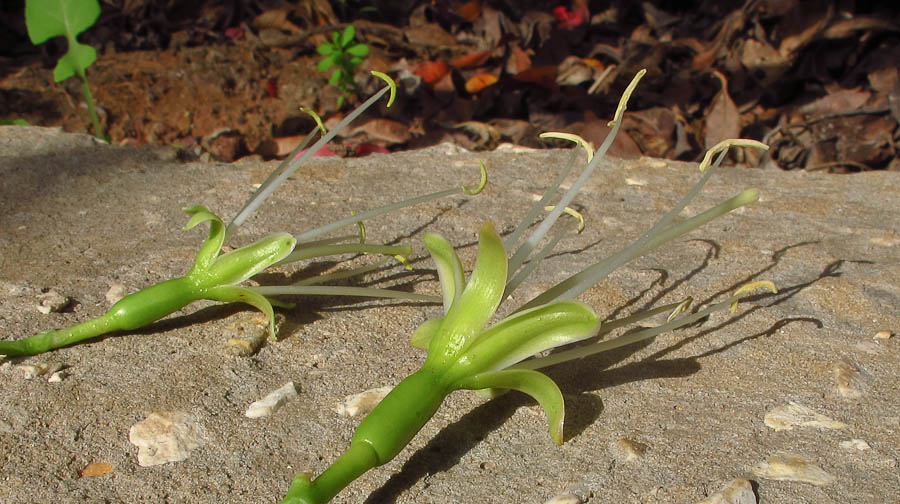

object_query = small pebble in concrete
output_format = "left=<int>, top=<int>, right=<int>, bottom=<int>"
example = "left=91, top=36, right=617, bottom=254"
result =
left=47, top=369, right=68, bottom=382
left=128, top=411, right=207, bottom=467
left=245, top=382, right=298, bottom=418
left=696, top=478, right=756, bottom=504
left=764, top=401, right=846, bottom=431
left=224, top=313, right=271, bottom=356
left=543, top=493, right=583, bottom=504
left=105, top=283, right=129, bottom=305
left=80, top=462, right=114, bottom=477
left=873, top=330, right=893, bottom=341
left=840, top=439, right=871, bottom=450
left=334, top=386, right=392, bottom=417
left=832, top=358, right=870, bottom=398
left=609, top=438, right=647, bottom=463
left=16, top=362, right=52, bottom=379
left=751, top=451, right=835, bottom=486
left=36, top=289, right=69, bottom=314
left=16, top=362, right=65, bottom=380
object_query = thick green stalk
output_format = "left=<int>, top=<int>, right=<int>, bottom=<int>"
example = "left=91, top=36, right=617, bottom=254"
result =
left=281, top=369, right=447, bottom=504
left=0, top=277, right=195, bottom=357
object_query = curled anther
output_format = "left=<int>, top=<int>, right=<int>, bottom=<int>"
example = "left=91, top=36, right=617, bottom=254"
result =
left=699, top=139, right=769, bottom=172
left=462, top=161, right=488, bottom=195
left=607, top=69, right=646, bottom=128
left=393, top=254, right=412, bottom=270
left=370, top=71, right=397, bottom=107
left=300, top=106, right=327, bottom=135
left=539, top=132, right=594, bottom=163
left=544, top=205, right=585, bottom=233
left=730, top=280, right=778, bottom=313
left=667, top=296, right=693, bottom=322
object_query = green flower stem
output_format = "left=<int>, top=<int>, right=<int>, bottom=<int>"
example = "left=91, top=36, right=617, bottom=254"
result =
left=282, top=369, right=447, bottom=504
left=0, top=277, right=196, bottom=357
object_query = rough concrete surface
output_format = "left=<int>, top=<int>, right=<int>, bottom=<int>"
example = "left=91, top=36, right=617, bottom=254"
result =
left=1, top=126, right=898, bottom=504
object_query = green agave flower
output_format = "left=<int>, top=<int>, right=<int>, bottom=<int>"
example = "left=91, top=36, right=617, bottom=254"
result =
left=281, top=69, right=778, bottom=504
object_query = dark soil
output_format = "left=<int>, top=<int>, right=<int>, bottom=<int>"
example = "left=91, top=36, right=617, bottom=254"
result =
left=2, top=1, right=899, bottom=170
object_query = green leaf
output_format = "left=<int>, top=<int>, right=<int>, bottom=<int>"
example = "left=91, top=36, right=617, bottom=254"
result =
left=455, top=369, right=566, bottom=445
left=26, top=0, right=101, bottom=82
left=340, top=25, right=356, bottom=47
left=329, top=68, right=343, bottom=86
left=346, top=43, right=369, bottom=58
left=349, top=57, right=364, bottom=66
left=317, top=42, right=335, bottom=55
left=0, top=118, right=30, bottom=126
left=332, top=31, right=341, bottom=46
left=317, top=55, right=336, bottom=72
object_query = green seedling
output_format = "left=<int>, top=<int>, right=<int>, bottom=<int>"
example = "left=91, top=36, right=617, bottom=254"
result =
left=0, top=73, right=485, bottom=358
left=281, top=70, right=776, bottom=503
left=25, top=0, right=104, bottom=140
left=0, top=119, right=30, bottom=126
left=317, top=25, right=370, bottom=107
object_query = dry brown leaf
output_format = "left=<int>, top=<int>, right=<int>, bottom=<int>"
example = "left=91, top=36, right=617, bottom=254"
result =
left=354, top=118, right=411, bottom=145
left=800, top=88, right=871, bottom=117
left=80, top=462, right=114, bottom=478
left=705, top=71, right=741, bottom=150
left=251, top=9, right=303, bottom=34
left=506, top=44, right=532, bottom=74
left=777, top=2, right=834, bottom=56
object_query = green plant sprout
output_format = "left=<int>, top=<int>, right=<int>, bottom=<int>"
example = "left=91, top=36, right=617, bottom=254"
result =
left=25, top=0, right=104, bottom=140
left=280, top=70, right=777, bottom=504
left=0, top=73, right=485, bottom=358
left=316, top=25, right=370, bottom=107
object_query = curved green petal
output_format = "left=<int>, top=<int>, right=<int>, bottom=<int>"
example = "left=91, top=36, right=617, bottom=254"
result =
left=203, top=286, right=279, bottom=339
left=455, top=369, right=565, bottom=445
left=200, top=232, right=296, bottom=287
left=446, top=301, right=600, bottom=381
left=423, top=232, right=465, bottom=313
left=425, top=222, right=507, bottom=368
left=410, top=318, right=442, bottom=349
left=184, top=205, right=226, bottom=273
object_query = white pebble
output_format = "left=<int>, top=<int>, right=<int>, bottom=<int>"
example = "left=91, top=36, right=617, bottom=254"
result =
left=696, top=478, right=756, bottom=504
left=873, top=330, right=893, bottom=341
left=751, top=451, right=835, bottom=486
left=105, top=283, right=130, bottom=305
left=832, top=358, right=870, bottom=398
left=334, top=386, right=392, bottom=417
left=128, top=411, right=207, bottom=467
left=36, top=290, right=70, bottom=314
left=543, top=493, right=582, bottom=504
left=245, top=382, right=298, bottom=418
left=840, top=439, right=871, bottom=450
left=47, top=370, right=68, bottom=383
left=764, top=402, right=846, bottom=431
left=609, top=438, right=647, bottom=463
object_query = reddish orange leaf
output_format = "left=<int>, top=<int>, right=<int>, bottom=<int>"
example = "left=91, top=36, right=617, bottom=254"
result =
left=415, top=61, right=449, bottom=85
left=80, top=462, right=114, bottom=478
left=581, top=58, right=605, bottom=70
left=514, top=66, right=559, bottom=91
left=457, top=0, right=482, bottom=22
left=450, top=50, right=492, bottom=69
left=465, top=73, right=498, bottom=93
